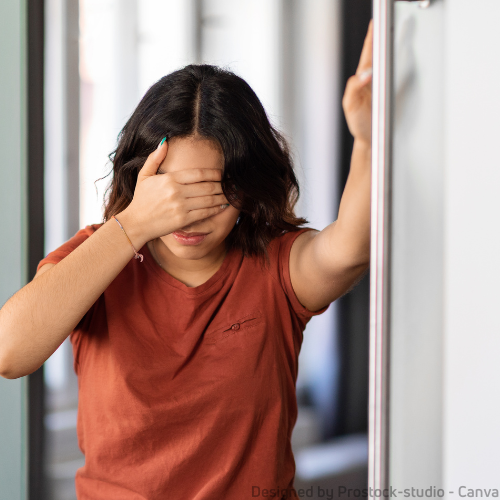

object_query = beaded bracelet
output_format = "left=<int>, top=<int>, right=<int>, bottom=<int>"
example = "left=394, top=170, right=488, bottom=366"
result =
left=112, top=215, right=144, bottom=262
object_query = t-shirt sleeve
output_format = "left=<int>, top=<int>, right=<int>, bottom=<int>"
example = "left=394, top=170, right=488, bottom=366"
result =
left=277, top=227, right=330, bottom=320
left=36, top=223, right=104, bottom=375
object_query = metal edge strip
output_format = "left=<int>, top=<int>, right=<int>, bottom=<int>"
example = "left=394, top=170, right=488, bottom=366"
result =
left=369, top=0, right=393, bottom=495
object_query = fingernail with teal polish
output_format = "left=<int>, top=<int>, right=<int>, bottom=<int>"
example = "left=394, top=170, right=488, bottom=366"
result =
left=157, top=137, right=166, bottom=149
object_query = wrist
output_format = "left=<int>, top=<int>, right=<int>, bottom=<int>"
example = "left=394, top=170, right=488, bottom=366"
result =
left=114, top=208, right=149, bottom=250
left=353, top=137, right=372, bottom=152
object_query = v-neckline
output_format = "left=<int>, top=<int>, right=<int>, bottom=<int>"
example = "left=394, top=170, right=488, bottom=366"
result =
left=141, top=241, right=237, bottom=295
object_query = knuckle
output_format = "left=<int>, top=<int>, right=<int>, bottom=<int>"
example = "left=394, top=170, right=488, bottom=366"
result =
left=165, top=185, right=176, bottom=199
left=166, top=171, right=177, bottom=182
left=173, top=199, right=184, bottom=213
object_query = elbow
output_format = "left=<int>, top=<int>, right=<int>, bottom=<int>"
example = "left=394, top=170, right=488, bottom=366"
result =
left=0, top=341, right=40, bottom=379
left=0, top=358, right=20, bottom=379
left=0, top=349, right=23, bottom=379
left=0, top=358, right=34, bottom=380
left=0, top=368, right=23, bottom=380
left=0, top=332, right=31, bottom=380
left=0, top=327, right=14, bottom=378
left=0, top=339, right=45, bottom=380
left=0, top=308, right=37, bottom=379
left=0, top=332, right=14, bottom=378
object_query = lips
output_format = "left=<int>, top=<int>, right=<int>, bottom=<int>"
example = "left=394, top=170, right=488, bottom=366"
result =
left=171, top=231, right=209, bottom=246
left=173, top=230, right=209, bottom=237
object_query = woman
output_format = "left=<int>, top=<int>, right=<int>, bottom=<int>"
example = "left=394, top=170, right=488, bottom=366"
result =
left=0, top=22, right=373, bottom=500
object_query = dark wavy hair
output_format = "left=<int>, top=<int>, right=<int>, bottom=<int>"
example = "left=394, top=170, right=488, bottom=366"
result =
left=101, top=64, right=308, bottom=263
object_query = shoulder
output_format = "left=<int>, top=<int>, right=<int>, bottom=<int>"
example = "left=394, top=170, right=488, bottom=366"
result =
left=264, top=227, right=328, bottom=318
left=267, top=227, right=319, bottom=262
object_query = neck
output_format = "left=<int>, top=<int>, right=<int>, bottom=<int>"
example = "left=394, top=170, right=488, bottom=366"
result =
left=149, top=237, right=228, bottom=287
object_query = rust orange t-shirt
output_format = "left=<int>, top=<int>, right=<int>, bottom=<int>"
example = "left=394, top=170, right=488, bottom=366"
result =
left=37, top=224, right=329, bottom=500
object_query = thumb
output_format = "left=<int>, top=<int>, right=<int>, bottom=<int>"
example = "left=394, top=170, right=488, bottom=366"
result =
left=138, top=137, right=168, bottom=179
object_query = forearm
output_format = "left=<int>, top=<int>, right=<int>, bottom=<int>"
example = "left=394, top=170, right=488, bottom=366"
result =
left=328, top=139, right=372, bottom=268
left=0, top=210, right=146, bottom=379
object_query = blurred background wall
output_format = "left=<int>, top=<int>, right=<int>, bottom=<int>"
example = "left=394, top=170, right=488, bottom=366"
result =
left=0, top=1, right=29, bottom=499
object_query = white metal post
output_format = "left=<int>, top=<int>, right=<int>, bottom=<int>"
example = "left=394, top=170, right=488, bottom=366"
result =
left=368, top=0, right=393, bottom=494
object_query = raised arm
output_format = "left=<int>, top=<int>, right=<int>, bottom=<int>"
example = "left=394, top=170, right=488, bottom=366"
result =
left=0, top=141, right=229, bottom=379
left=289, top=21, right=373, bottom=312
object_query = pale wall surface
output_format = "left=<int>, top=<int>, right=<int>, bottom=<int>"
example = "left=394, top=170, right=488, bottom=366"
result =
left=390, top=0, right=445, bottom=488
left=443, top=0, right=500, bottom=489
